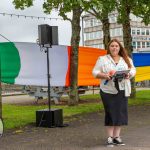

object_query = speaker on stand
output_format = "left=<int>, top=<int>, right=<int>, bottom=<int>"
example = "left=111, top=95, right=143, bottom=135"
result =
left=36, top=24, right=67, bottom=128
left=38, top=24, right=58, bottom=46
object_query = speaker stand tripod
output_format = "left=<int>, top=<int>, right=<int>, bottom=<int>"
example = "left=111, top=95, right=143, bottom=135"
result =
left=36, top=46, right=67, bottom=128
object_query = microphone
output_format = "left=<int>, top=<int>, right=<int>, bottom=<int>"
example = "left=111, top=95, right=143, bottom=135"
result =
left=104, top=76, right=112, bottom=85
left=104, top=79, right=109, bottom=85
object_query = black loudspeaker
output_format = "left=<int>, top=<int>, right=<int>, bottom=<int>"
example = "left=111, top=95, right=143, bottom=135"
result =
left=51, top=26, right=58, bottom=45
left=38, top=24, right=52, bottom=45
left=36, top=109, right=63, bottom=127
left=38, top=24, right=58, bottom=45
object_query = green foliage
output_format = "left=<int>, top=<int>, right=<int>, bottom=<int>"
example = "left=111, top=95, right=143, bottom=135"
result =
left=116, top=0, right=150, bottom=25
left=13, top=0, right=33, bottom=9
left=12, top=0, right=91, bottom=20
left=87, top=0, right=116, bottom=19
left=43, top=0, right=90, bottom=21
left=133, top=0, right=150, bottom=25
left=116, top=0, right=135, bottom=23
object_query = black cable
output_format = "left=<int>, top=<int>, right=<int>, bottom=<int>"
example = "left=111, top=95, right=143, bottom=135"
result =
left=0, top=34, right=11, bottom=42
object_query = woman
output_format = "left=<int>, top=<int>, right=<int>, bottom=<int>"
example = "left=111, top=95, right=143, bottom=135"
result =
left=92, top=39, right=136, bottom=147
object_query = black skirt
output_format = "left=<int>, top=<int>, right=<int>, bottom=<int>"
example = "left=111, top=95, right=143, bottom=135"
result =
left=100, top=81, right=128, bottom=126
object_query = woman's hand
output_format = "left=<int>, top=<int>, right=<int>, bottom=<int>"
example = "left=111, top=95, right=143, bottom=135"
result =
left=96, top=73, right=111, bottom=80
left=103, top=73, right=111, bottom=80
left=125, top=73, right=130, bottom=79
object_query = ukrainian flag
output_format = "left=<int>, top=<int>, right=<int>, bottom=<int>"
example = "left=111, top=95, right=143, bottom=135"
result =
left=133, top=53, right=150, bottom=82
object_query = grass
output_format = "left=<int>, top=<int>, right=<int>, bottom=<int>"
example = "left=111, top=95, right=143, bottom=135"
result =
left=128, top=90, right=150, bottom=105
left=2, top=90, right=150, bottom=130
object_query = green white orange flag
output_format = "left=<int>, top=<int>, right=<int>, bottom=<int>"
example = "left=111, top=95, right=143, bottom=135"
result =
left=0, top=42, right=106, bottom=86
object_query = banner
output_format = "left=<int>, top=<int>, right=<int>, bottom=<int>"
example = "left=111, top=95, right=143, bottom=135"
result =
left=0, top=42, right=150, bottom=86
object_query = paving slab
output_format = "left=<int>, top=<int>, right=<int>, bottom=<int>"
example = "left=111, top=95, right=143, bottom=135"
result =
left=0, top=105, right=150, bottom=150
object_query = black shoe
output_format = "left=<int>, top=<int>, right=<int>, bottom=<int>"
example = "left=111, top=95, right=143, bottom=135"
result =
left=106, top=137, right=114, bottom=147
left=113, top=137, right=125, bottom=146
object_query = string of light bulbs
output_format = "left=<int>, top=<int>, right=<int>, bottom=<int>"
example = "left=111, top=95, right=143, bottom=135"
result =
left=0, top=12, right=63, bottom=21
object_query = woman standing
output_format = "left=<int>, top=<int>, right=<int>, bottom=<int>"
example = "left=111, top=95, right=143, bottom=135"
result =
left=92, top=39, right=136, bottom=147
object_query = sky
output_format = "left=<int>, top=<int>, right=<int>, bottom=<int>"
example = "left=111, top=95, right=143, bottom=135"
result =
left=0, top=0, right=72, bottom=45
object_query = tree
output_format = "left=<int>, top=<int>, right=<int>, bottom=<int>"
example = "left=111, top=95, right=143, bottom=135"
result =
left=13, top=0, right=90, bottom=105
left=132, top=0, right=150, bottom=25
left=116, top=0, right=134, bottom=55
left=115, top=0, right=150, bottom=98
left=43, top=1, right=89, bottom=105
left=87, top=0, right=116, bottom=49
left=115, top=0, right=138, bottom=98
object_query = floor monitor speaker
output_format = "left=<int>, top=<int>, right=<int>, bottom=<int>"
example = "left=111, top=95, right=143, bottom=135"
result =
left=36, top=109, right=63, bottom=127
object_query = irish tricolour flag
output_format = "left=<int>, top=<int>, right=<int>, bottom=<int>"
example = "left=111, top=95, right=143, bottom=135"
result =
left=0, top=42, right=70, bottom=86
left=0, top=42, right=106, bottom=86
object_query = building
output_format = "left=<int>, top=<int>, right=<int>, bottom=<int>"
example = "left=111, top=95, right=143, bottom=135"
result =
left=82, top=12, right=150, bottom=53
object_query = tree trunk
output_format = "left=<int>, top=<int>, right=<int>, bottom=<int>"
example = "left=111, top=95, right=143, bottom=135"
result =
left=68, top=8, right=82, bottom=106
left=101, top=14, right=111, bottom=49
left=122, top=20, right=133, bottom=56
left=122, top=3, right=136, bottom=98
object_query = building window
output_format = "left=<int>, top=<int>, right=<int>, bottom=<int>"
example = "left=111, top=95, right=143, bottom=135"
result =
left=110, top=28, right=123, bottom=37
left=97, top=31, right=100, bottom=39
left=141, top=28, right=145, bottom=35
left=93, top=19, right=101, bottom=26
left=137, top=41, right=141, bottom=48
left=97, top=20, right=102, bottom=25
left=146, top=29, right=149, bottom=35
left=95, top=31, right=100, bottom=39
left=99, top=43, right=104, bottom=49
left=85, top=31, right=103, bottom=40
left=85, top=20, right=90, bottom=28
left=132, top=41, right=136, bottom=49
left=147, top=42, right=150, bottom=47
left=110, top=28, right=115, bottom=37
left=109, top=15, right=117, bottom=23
left=132, top=28, right=136, bottom=35
left=142, top=42, right=145, bottom=48
left=137, top=29, right=140, bottom=35
left=85, top=33, right=88, bottom=40
left=99, top=31, right=103, bottom=38
left=115, top=28, right=122, bottom=36
left=90, top=19, right=95, bottom=27
left=91, top=44, right=101, bottom=48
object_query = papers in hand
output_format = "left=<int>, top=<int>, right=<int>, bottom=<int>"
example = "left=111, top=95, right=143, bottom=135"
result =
left=113, top=69, right=130, bottom=82
left=113, top=69, right=130, bottom=76
left=104, top=69, right=130, bottom=85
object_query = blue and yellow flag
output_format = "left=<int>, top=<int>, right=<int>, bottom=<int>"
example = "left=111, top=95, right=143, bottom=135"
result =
left=133, top=53, right=150, bottom=82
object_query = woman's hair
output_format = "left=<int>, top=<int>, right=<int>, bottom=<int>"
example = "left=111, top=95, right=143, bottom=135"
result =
left=107, top=39, right=132, bottom=68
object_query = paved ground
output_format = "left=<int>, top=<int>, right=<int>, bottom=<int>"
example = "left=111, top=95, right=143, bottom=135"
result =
left=2, top=94, right=37, bottom=105
left=0, top=104, right=150, bottom=150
